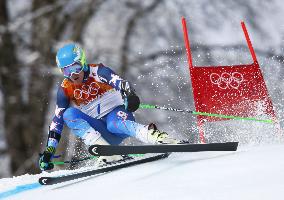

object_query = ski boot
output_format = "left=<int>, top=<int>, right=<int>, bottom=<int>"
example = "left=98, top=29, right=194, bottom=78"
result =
left=147, top=123, right=186, bottom=144
left=90, top=136, right=132, bottom=168
left=81, top=129, right=127, bottom=167
left=95, top=154, right=133, bottom=168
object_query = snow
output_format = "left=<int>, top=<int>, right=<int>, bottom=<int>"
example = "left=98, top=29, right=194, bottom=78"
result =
left=1, top=144, right=284, bottom=200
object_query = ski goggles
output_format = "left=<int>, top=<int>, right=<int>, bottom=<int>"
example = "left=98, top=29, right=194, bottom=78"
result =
left=62, top=63, right=83, bottom=78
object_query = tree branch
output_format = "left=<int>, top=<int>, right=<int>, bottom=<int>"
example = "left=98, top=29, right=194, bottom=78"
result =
left=120, top=0, right=162, bottom=75
left=71, top=0, right=105, bottom=42
left=0, top=0, right=67, bottom=34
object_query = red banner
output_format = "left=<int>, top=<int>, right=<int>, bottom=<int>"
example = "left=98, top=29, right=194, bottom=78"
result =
left=191, top=63, right=275, bottom=122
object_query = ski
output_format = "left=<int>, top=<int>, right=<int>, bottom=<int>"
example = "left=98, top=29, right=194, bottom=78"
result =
left=88, top=142, right=239, bottom=156
left=39, top=153, right=169, bottom=185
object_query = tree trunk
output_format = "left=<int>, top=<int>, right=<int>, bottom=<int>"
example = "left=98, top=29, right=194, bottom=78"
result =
left=0, top=0, right=32, bottom=175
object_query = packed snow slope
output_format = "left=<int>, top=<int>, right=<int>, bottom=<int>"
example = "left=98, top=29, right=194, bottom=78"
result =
left=1, top=144, right=284, bottom=200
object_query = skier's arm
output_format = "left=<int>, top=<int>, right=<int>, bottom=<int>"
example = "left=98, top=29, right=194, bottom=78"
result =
left=48, top=86, right=69, bottom=146
left=97, top=64, right=140, bottom=112
left=39, top=87, right=70, bottom=171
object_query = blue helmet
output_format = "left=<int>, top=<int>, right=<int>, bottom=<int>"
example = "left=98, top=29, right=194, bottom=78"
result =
left=56, top=43, right=88, bottom=70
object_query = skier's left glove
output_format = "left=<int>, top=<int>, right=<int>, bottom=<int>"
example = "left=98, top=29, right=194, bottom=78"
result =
left=120, top=80, right=140, bottom=112
left=39, top=147, right=55, bottom=171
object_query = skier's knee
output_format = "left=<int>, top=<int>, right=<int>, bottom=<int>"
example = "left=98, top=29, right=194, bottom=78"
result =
left=106, top=120, right=126, bottom=134
left=106, top=122, right=116, bottom=133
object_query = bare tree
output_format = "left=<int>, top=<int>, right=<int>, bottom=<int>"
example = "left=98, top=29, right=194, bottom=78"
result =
left=0, top=0, right=30, bottom=175
left=0, top=0, right=68, bottom=175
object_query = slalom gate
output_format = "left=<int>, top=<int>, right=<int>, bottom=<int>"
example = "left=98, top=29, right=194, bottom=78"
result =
left=181, top=17, right=278, bottom=143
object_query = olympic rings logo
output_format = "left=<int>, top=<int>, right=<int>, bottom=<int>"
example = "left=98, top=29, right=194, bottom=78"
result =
left=210, top=72, right=244, bottom=89
left=74, top=82, right=101, bottom=100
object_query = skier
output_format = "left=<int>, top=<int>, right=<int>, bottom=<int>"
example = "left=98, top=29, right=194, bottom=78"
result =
left=39, top=43, right=180, bottom=171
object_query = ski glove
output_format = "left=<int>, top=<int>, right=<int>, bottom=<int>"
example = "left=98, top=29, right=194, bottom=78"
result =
left=120, top=80, right=140, bottom=112
left=39, top=147, right=55, bottom=171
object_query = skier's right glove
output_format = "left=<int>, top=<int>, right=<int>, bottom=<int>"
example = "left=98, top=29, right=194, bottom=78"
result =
left=39, top=147, right=55, bottom=171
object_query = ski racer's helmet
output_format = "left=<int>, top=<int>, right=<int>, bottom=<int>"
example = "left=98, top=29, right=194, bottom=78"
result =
left=56, top=43, right=88, bottom=77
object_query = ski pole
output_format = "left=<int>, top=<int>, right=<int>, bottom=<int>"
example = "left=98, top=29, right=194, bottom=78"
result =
left=139, top=103, right=273, bottom=124
left=51, top=156, right=98, bottom=165
left=51, top=154, right=145, bottom=166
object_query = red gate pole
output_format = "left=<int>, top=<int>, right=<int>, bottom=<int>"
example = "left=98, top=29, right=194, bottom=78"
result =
left=242, top=22, right=278, bottom=123
left=181, top=17, right=193, bottom=69
left=182, top=17, right=206, bottom=143
left=242, top=22, right=281, bottom=136
left=241, top=21, right=257, bottom=63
